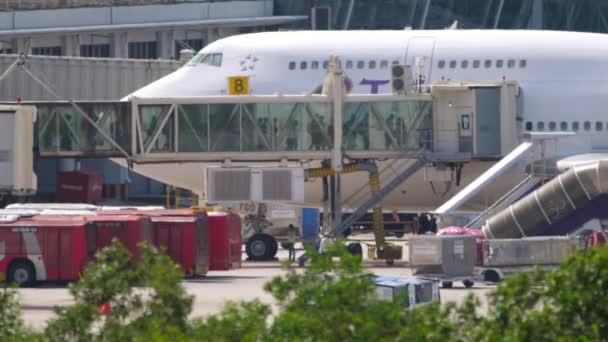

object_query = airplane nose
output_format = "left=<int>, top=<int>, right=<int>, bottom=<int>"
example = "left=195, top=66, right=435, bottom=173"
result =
left=124, top=66, right=220, bottom=100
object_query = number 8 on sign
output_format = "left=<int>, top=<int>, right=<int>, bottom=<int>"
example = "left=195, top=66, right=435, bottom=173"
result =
left=229, top=76, right=249, bottom=95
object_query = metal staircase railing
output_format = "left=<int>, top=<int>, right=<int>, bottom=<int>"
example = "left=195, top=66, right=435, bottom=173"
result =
left=464, top=174, right=543, bottom=229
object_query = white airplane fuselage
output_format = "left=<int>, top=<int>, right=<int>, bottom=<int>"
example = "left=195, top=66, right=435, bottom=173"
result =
left=123, top=30, right=608, bottom=212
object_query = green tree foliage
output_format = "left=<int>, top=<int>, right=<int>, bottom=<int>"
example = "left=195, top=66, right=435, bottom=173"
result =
left=0, top=239, right=606, bottom=341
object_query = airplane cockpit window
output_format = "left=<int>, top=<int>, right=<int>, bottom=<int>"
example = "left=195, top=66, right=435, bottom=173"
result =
left=549, top=121, right=556, bottom=131
left=461, top=60, right=469, bottom=69
left=369, top=60, right=376, bottom=69
left=380, top=60, right=389, bottom=68
left=438, top=60, right=445, bottom=69
left=596, top=121, right=603, bottom=131
left=346, top=60, right=353, bottom=69
left=473, top=60, right=480, bottom=68
left=289, top=61, right=296, bottom=70
left=449, top=60, right=457, bottom=68
left=584, top=121, right=591, bottom=131
left=357, top=61, right=365, bottom=69
left=507, top=59, right=516, bottom=68
left=484, top=60, right=492, bottom=68
left=210, top=53, right=222, bottom=67
left=187, top=53, right=205, bottom=66
left=519, top=60, right=527, bottom=68
left=572, top=122, right=580, bottom=131
left=560, top=121, right=568, bottom=130
left=496, top=60, right=504, bottom=68
left=537, top=122, right=545, bottom=131
left=195, top=53, right=222, bottom=67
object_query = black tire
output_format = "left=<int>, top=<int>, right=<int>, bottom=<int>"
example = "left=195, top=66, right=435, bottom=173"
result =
left=463, top=280, right=474, bottom=288
left=267, top=236, right=278, bottom=259
left=441, top=281, right=453, bottom=289
left=245, top=234, right=277, bottom=261
left=483, top=270, right=501, bottom=283
left=8, top=260, right=36, bottom=287
left=347, top=242, right=363, bottom=260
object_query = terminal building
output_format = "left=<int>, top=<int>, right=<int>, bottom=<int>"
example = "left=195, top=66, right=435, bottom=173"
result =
left=1, top=0, right=608, bottom=208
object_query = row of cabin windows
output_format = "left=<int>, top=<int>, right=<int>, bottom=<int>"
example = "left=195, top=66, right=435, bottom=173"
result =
left=288, top=59, right=400, bottom=71
left=525, top=121, right=607, bottom=132
left=438, top=59, right=527, bottom=70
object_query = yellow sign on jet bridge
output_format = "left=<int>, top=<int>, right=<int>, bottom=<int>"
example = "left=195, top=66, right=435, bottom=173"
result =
left=228, top=76, right=249, bottom=95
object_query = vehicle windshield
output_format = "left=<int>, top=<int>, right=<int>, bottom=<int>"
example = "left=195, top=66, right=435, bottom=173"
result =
left=187, top=53, right=205, bottom=66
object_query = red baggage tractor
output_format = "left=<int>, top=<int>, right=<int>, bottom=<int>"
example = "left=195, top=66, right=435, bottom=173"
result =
left=56, top=171, right=103, bottom=203
left=0, top=216, right=91, bottom=285
left=208, top=212, right=242, bottom=271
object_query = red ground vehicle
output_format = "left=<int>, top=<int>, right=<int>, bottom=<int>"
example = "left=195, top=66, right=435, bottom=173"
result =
left=0, top=217, right=91, bottom=286
left=208, top=212, right=242, bottom=271
left=33, top=214, right=152, bottom=264
left=97, top=209, right=210, bottom=275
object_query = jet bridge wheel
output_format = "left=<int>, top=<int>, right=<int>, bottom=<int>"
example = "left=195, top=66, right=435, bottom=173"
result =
left=246, top=233, right=278, bottom=261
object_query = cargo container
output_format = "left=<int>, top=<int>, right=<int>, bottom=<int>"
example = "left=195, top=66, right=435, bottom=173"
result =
left=208, top=212, right=242, bottom=271
left=482, top=236, right=580, bottom=267
left=478, top=236, right=583, bottom=283
left=96, top=208, right=210, bottom=275
left=407, top=235, right=477, bottom=288
left=0, top=216, right=91, bottom=286
left=34, top=214, right=152, bottom=264
left=56, top=171, right=103, bottom=203
left=436, top=227, right=485, bottom=266
left=150, top=216, right=209, bottom=276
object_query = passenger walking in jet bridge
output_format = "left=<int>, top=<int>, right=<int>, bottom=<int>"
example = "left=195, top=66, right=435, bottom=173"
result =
left=287, top=224, right=297, bottom=261
left=286, top=119, right=298, bottom=150
left=307, top=114, right=324, bottom=150
left=384, top=114, right=397, bottom=150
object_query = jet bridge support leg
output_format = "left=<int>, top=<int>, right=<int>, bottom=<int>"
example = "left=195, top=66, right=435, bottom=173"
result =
left=301, top=156, right=428, bottom=265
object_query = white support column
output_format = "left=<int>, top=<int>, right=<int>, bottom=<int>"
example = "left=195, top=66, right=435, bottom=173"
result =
left=111, top=32, right=128, bottom=58
left=156, top=30, right=175, bottom=60
left=63, top=34, right=81, bottom=57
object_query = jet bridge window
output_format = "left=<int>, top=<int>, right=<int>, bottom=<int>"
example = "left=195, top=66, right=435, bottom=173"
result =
left=596, top=121, right=603, bottom=131
left=560, top=121, right=568, bottom=130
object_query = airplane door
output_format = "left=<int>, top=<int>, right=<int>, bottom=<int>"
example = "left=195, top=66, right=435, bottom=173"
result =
left=405, top=37, right=436, bottom=85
